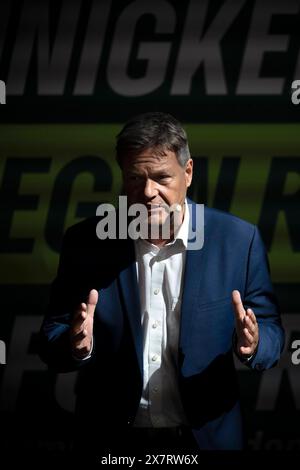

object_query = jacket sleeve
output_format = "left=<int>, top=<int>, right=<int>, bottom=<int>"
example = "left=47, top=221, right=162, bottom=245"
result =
left=241, top=225, right=285, bottom=371
left=38, top=226, right=95, bottom=372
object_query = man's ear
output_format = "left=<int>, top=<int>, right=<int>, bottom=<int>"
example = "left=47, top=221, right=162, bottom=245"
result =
left=185, top=159, right=193, bottom=187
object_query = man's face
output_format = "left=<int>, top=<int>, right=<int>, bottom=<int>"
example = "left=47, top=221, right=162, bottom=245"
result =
left=122, top=148, right=193, bottom=227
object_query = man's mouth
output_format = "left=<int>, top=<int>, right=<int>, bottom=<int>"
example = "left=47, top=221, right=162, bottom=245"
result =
left=147, top=204, right=163, bottom=210
left=146, top=204, right=181, bottom=213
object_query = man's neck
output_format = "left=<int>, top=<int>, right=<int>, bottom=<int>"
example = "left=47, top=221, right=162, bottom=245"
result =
left=146, top=204, right=185, bottom=247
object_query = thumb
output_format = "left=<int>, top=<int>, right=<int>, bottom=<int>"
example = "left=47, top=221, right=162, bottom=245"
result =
left=87, top=289, right=98, bottom=316
left=231, top=289, right=245, bottom=323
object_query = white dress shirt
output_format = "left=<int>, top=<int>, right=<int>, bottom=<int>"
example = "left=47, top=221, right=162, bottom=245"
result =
left=133, top=201, right=189, bottom=428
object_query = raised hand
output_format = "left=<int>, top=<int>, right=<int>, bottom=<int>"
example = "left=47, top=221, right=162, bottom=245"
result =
left=232, top=290, right=259, bottom=358
left=70, top=289, right=98, bottom=359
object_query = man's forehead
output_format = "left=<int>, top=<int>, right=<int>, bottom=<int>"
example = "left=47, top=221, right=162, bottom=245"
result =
left=127, top=149, right=175, bottom=167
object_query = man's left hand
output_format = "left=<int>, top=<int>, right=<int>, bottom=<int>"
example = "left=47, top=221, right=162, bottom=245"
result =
left=232, top=290, right=259, bottom=357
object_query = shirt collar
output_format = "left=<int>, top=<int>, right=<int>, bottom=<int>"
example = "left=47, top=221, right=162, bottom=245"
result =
left=173, top=199, right=189, bottom=249
left=136, top=199, right=189, bottom=252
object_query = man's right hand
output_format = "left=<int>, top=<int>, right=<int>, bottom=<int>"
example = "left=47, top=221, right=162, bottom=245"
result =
left=70, top=289, right=98, bottom=359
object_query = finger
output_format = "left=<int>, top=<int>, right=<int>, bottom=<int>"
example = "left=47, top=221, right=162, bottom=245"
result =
left=232, top=290, right=245, bottom=323
left=88, top=289, right=98, bottom=307
left=246, top=308, right=257, bottom=325
left=242, top=327, right=254, bottom=345
left=244, top=315, right=256, bottom=335
left=73, top=326, right=88, bottom=342
left=86, top=289, right=99, bottom=317
left=74, top=303, right=87, bottom=319
left=239, top=345, right=253, bottom=356
left=73, top=343, right=91, bottom=359
left=72, top=304, right=87, bottom=328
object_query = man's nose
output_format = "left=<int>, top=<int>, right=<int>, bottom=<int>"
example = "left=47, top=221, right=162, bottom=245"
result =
left=144, top=178, right=158, bottom=198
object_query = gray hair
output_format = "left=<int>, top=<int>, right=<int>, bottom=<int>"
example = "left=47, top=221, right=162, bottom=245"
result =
left=116, top=112, right=191, bottom=167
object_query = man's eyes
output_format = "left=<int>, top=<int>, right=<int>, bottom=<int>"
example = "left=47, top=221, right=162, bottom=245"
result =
left=128, top=175, right=171, bottom=182
left=157, top=176, right=171, bottom=184
left=158, top=175, right=171, bottom=180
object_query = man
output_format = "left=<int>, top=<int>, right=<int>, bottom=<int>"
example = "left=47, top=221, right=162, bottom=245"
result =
left=39, top=112, right=284, bottom=457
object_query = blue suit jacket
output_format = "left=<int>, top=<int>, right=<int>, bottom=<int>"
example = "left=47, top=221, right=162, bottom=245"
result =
left=39, top=199, right=284, bottom=451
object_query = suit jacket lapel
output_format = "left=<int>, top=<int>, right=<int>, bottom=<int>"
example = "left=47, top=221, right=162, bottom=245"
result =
left=179, top=201, right=208, bottom=350
left=118, top=239, right=143, bottom=377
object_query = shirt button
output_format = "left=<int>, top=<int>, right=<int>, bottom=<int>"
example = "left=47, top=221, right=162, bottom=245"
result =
left=154, top=288, right=160, bottom=295
left=152, top=322, right=158, bottom=329
left=152, top=354, right=158, bottom=362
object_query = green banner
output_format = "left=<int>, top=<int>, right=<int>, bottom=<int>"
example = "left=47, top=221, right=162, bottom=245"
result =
left=0, top=124, right=299, bottom=284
